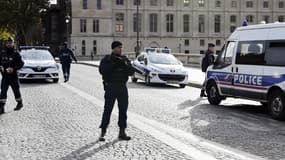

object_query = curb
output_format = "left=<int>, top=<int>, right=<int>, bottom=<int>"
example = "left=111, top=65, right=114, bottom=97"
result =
left=78, top=62, right=202, bottom=89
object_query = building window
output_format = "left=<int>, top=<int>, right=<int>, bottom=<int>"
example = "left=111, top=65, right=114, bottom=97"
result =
left=263, top=1, right=269, bottom=8
left=200, top=39, right=205, bottom=46
left=150, top=0, right=157, bottom=6
left=83, top=0, right=88, bottom=9
left=214, top=15, right=221, bottom=33
left=133, top=13, right=142, bottom=32
left=93, top=19, right=99, bottom=33
left=185, top=39, right=190, bottom=46
left=93, top=40, right=97, bottom=55
left=184, top=0, right=190, bottom=6
left=215, top=0, right=221, bottom=7
left=115, top=13, right=124, bottom=32
left=199, top=15, right=205, bottom=33
left=97, top=0, right=102, bottom=9
left=80, top=19, right=87, bottom=33
left=231, top=1, right=237, bottom=8
left=82, top=40, right=86, bottom=56
left=183, top=14, right=190, bottom=33
left=134, top=0, right=141, bottom=6
left=246, top=1, right=253, bottom=8
left=246, top=15, right=254, bottom=23
left=166, top=14, right=174, bottom=32
left=230, top=26, right=236, bottom=33
left=167, top=0, right=174, bottom=6
left=279, top=1, right=284, bottom=8
left=149, top=14, right=158, bottom=32
left=185, top=50, right=190, bottom=54
left=216, top=40, right=221, bottom=46
left=116, top=0, right=124, bottom=5
left=278, top=16, right=284, bottom=22
left=263, top=15, right=269, bottom=23
left=230, top=15, right=236, bottom=23
left=198, top=0, right=205, bottom=7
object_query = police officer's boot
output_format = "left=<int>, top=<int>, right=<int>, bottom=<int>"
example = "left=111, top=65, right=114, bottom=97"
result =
left=200, top=89, right=206, bottom=97
left=0, top=103, right=5, bottom=115
left=99, top=128, right=106, bottom=141
left=118, top=128, right=131, bottom=141
left=14, top=101, right=23, bottom=111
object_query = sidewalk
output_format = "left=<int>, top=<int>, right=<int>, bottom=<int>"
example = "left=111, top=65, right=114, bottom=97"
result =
left=77, top=61, right=204, bottom=88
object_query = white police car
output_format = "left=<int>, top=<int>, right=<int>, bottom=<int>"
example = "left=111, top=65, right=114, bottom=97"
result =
left=205, top=22, right=285, bottom=120
left=132, top=48, right=188, bottom=88
left=18, top=46, right=59, bottom=83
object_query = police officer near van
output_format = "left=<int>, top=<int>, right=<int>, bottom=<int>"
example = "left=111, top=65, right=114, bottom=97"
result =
left=98, top=41, right=134, bottom=141
left=0, top=37, right=24, bottom=114
left=200, top=43, right=215, bottom=97
left=59, top=42, right=77, bottom=82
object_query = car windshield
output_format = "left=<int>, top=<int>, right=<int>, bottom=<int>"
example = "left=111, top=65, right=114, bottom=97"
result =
left=20, top=50, right=54, bottom=61
left=148, top=53, right=180, bottom=65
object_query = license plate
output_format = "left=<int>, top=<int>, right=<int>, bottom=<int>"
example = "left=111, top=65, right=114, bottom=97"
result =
left=33, top=75, right=46, bottom=78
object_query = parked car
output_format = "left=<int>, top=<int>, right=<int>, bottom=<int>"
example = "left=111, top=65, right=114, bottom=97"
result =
left=17, top=46, right=59, bottom=83
left=205, top=22, right=285, bottom=120
left=132, top=49, right=188, bottom=88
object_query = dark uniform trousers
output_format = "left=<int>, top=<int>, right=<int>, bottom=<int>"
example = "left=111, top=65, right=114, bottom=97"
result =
left=62, top=62, right=71, bottom=80
left=100, top=83, right=128, bottom=129
left=0, top=74, right=22, bottom=103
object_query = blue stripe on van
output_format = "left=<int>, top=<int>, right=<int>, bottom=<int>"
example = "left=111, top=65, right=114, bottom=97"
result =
left=207, top=71, right=285, bottom=88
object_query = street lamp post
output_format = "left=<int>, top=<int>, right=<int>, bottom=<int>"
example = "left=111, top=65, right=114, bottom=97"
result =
left=136, top=0, right=140, bottom=57
left=65, top=15, right=70, bottom=46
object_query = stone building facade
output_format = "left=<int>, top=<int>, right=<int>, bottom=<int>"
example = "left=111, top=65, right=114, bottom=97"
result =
left=69, top=0, right=285, bottom=57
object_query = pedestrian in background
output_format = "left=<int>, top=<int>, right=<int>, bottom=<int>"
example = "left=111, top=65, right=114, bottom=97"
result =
left=98, top=41, right=134, bottom=141
left=0, top=37, right=24, bottom=114
left=59, top=42, right=77, bottom=82
left=200, top=43, right=215, bottom=97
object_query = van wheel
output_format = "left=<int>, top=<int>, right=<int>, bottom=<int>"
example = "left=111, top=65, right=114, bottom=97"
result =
left=145, top=75, right=151, bottom=86
left=206, top=81, right=222, bottom=105
left=268, top=90, right=285, bottom=121
left=131, top=75, right=138, bottom=83
left=179, top=84, right=186, bottom=88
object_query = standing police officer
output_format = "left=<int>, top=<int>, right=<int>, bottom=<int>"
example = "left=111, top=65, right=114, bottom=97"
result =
left=98, top=41, right=134, bottom=141
left=59, top=42, right=77, bottom=82
left=0, top=37, right=24, bottom=114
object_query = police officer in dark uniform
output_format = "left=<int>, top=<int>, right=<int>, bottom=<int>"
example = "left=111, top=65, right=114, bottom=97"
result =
left=0, top=37, right=24, bottom=114
left=59, top=42, right=77, bottom=82
left=98, top=41, right=134, bottom=141
left=200, top=43, right=215, bottom=97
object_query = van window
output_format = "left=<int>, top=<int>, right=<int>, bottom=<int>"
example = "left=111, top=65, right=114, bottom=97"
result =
left=236, top=41, right=265, bottom=65
left=138, top=54, right=145, bottom=61
left=265, top=41, right=285, bottom=66
left=215, top=41, right=235, bottom=68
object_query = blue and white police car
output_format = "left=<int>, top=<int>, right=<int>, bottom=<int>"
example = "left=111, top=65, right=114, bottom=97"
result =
left=132, top=48, right=188, bottom=88
left=205, top=22, right=285, bottom=120
left=18, top=46, right=59, bottom=83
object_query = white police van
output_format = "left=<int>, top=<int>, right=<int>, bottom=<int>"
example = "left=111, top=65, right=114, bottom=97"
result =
left=205, top=22, right=285, bottom=120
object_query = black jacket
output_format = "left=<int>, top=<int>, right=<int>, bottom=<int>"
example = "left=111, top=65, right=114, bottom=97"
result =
left=59, top=48, right=77, bottom=64
left=0, top=47, right=24, bottom=75
left=99, top=53, right=134, bottom=84
left=201, top=50, right=215, bottom=72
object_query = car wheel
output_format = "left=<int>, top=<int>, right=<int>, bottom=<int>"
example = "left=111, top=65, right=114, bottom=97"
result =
left=206, top=81, right=222, bottom=105
left=53, top=78, right=59, bottom=83
left=179, top=84, right=186, bottom=88
left=268, top=90, right=285, bottom=121
left=145, top=75, right=151, bottom=86
left=131, top=75, right=138, bottom=83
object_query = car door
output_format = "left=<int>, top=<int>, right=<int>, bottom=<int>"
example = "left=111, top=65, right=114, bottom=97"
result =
left=211, top=41, right=236, bottom=96
left=233, top=41, right=265, bottom=100
left=133, top=54, right=147, bottom=80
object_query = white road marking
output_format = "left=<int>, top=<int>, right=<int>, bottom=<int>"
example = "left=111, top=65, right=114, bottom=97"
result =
left=61, top=83, right=265, bottom=160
